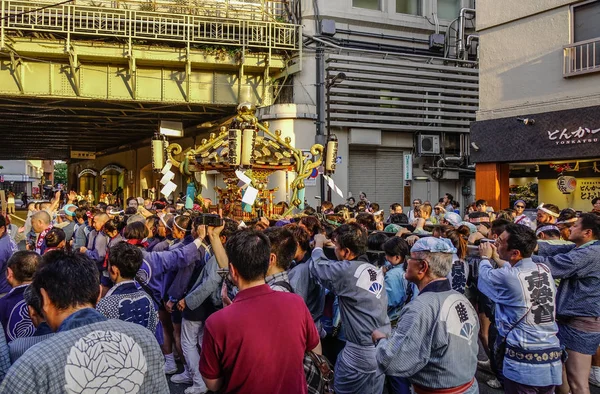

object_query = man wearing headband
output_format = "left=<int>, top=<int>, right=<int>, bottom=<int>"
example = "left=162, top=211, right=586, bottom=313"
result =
left=537, top=203, right=560, bottom=226
left=556, top=208, right=578, bottom=241
left=478, top=223, right=562, bottom=392
left=373, top=237, right=479, bottom=394
left=533, top=213, right=600, bottom=394
left=536, top=224, right=572, bottom=246
left=513, top=200, right=534, bottom=229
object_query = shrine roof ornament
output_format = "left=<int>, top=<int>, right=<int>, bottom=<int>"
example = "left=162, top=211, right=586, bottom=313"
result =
left=164, top=103, right=338, bottom=218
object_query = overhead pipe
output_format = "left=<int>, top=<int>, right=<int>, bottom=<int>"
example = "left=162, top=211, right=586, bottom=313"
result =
left=334, top=28, right=430, bottom=45
left=303, top=33, right=477, bottom=64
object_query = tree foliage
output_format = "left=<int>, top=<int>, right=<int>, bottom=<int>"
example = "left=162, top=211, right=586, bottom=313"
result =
left=54, top=162, right=68, bottom=186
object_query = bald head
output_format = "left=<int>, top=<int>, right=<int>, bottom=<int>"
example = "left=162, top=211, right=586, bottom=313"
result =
left=31, top=211, right=51, bottom=233
left=93, top=213, right=109, bottom=232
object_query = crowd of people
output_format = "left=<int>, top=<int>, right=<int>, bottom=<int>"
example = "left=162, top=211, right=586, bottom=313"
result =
left=0, top=189, right=597, bottom=394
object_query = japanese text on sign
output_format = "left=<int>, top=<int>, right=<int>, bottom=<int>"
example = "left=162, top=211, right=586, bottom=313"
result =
left=580, top=180, right=600, bottom=201
left=547, top=127, right=600, bottom=145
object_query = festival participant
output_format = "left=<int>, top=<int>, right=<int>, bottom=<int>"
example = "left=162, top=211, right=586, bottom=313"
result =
left=373, top=237, right=479, bottom=393
left=287, top=224, right=325, bottom=324
left=413, top=203, right=433, bottom=233
left=72, top=207, right=89, bottom=250
left=299, top=216, right=324, bottom=239
left=79, top=212, right=110, bottom=271
left=263, top=227, right=297, bottom=292
left=537, top=203, right=561, bottom=226
left=441, top=211, right=462, bottom=228
left=30, top=211, right=52, bottom=254
left=533, top=213, right=600, bottom=394
left=442, top=193, right=455, bottom=212
left=593, top=197, right=600, bottom=215
left=0, top=251, right=169, bottom=393
left=96, top=242, right=158, bottom=333
left=145, top=215, right=163, bottom=251
left=43, top=228, right=67, bottom=254
left=513, top=200, right=534, bottom=228
left=177, top=219, right=237, bottom=394
left=478, top=224, right=562, bottom=393
left=0, top=252, right=40, bottom=343
left=58, top=204, right=77, bottom=242
left=444, top=226, right=470, bottom=295
left=162, top=216, right=196, bottom=382
left=199, top=229, right=320, bottom=394
left=122, top=220, right=209, bottom=376
left=152, top=214, right=176, bottom=252
left=0, top=216, right=17, bottom=296
left=536, top=224, right=573, bottom=246
left=7, top=286, right=54, bottom=363
left=310, top=223, right=390, bottom=394
left=381, top=237, right=416, bottom=326
left=408, top=199, right=422, bottom=222
left=556, top=208, right=578, bottom=241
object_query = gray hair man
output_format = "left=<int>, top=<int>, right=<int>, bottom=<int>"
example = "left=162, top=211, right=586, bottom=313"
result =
left=372, top=237, right=479, bottom=393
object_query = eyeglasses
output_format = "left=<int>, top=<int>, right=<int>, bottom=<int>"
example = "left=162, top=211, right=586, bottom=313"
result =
left=515, top=205, right=525, bottom=209
left=405, top=256, right=428, bottom=264
left=413, top=202, right=420, bottom=205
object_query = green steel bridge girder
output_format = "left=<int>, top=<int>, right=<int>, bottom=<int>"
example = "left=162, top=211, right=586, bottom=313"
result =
left=0, top=38, right=287, bottom=105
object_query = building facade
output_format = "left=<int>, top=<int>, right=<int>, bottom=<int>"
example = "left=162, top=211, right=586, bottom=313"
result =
left=0, top=160, right=52, bottom=198
left=262, top=0, right=479, bottom=211
left=472, top=0, right=600, bottom=211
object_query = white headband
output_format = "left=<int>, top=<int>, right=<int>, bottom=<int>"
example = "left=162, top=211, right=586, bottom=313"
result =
left=556, top=217, right=578, bottom=225
left=537, top=204, right=560, bottom=218
left=173, top=215, right=190, bottom=232
left=160, top=215, right=172, bottom=230
left=536, top=225, right=559, bottom=236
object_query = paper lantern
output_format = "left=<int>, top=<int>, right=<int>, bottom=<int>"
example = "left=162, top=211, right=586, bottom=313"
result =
left=556, top=175, right=576, bottom=194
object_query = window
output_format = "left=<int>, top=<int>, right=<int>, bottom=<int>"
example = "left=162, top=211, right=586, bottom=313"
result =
left=396, top=0, right=421, bottom=15
left=352, top=0, right=380, bottom=11
left=437, top=0, right=461, bottom=20
left=573, top=0, right=600, bottom=43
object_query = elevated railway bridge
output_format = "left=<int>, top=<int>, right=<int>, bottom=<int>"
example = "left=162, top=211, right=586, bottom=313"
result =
left=0, top=0, right=300, bottom=159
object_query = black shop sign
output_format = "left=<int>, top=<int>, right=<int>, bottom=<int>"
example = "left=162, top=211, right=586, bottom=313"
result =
left=470, top=105, right=600, bottom=163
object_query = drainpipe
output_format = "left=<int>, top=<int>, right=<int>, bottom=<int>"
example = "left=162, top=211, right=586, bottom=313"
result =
left=465, top=34, right=479, bottom=60
left=457, top=8, right=475, bottom=60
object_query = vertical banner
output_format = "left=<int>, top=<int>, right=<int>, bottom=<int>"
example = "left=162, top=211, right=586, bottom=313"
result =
left=403, top=153, right=413, bottom=181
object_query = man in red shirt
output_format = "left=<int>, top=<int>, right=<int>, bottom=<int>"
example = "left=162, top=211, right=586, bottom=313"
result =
left=200, top=228, right=320, bottom=394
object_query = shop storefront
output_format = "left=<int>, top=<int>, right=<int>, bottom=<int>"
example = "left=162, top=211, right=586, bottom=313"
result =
left=78, top=169, right=98, bottom=198
left=471, top=104, right=600, bottom=211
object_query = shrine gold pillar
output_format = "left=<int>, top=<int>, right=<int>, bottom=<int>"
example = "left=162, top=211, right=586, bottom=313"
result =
left=475, top=163, right=510, bottom=211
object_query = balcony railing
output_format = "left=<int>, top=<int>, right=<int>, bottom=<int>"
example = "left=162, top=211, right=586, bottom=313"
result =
left=563, top=37, right=600, bottom=77
left=0, top=0, right=300, bottom=51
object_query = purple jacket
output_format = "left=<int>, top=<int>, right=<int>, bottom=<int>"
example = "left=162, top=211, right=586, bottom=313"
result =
left=0, top=234, right=17, bottom=294
left=0, top=285, right=35, bottom=342
left=137, top=240, right=204, bottom=307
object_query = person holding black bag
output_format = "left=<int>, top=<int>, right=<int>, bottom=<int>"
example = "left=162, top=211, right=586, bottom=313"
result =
left=478, top=223, right=562, bottom=393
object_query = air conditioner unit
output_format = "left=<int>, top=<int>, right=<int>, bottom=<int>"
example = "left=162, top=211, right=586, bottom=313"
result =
left=418, top=135, right=440, bottom=155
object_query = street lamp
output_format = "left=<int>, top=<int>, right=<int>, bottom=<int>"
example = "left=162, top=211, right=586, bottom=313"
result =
left=325, top=72, right=346, bottom=201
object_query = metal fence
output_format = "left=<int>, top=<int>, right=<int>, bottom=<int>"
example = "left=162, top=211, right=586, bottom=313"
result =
left=564, top=37, right=600, bottom=77
left=0, top=0, right=300, bottom=51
